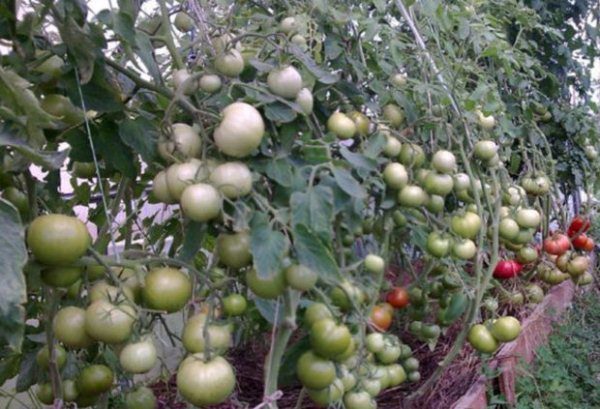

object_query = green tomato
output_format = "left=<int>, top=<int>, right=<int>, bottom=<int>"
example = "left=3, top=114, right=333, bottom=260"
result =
left=85, top=300, right=136, bottom=344
left=77, top=364, right=114, bottom=397
left=344, top=391, right=377, bottom=409
left=467, top=324, right=498, bottom=353
left=246, top=268, right=286, bottom=299
left=327, top=112, right=356, bottom=139
left=285, top=264, right=318, bottom=291
left=119, top=339, right=157, bottom=374
left=222, top=294, right=247, bottom=316
left=182, top=314, right=232, bottom=354
left=36, top=344, right=67, bottom=369
left=490, top=316, right=521, bottom=342
left=304, top=303, right=333, bottom=327
left=125, top=386, right=157, bottom=409
left=216, top=231, right=252, bottom=269
left=310, top=319, right=352, bottom=359
left=306, top=378, right=344, bottom=407
left=27, top=214, right=91, bottom=266
left=177, top=355, right=236, bottom=406
left=53, top=306, right=93, bottom=348
left=41, top=266, right=83, bottom=288
left=296, top=350, right=336, bottom=390
left=142, top=267, right=192, bottom=313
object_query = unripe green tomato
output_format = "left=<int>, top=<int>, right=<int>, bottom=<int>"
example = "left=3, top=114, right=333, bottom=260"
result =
left=41, top=266, right=83, bottom=288
left=36, top=383, right=55, bottom=405
left=295, top=88, right=314, bottom=115
left=490, top=316, right=521, bottom=342
left=296, top=350, right=336, bottom=390
left=398, top=143, right=425, bottom=168
left=431, top=150, right=457, bottom=174
left=85, top=300, right=136, bottom=344
left=182, top=314, right=232, bottom=354
left=408, top=371, right=421, bottom=382
left=348, top=111, right=370, bottom=136
left=473, top=140, right=498, bottom=160
left=174, top=12, right=194, bottom=32
left=2, top=186, right=28, bottom=215
left=306, top=378, right=344, bottom=406
left=119, top=339, right=158, bottom=374
left=327, top=112, right=356, bottom=139
left=525, top=284, right=544, bottom=304
left=383, top=104, right=405, bottom=127
left=383, top=162, right=408, bottom=189
left=267, top=66, right=303, bottom=99
left=35, top=54, right=64, bottom=78
left=53, top=306, right=94, bottom=348
left=36, top=344, right=67, bottom=369
left=246, top=269, right=286, bottom=299
left=125, top=386, right=157, bottom=409
left=398, top=185, right=427, bottom=207
left=390, top=72, right=407, bottom=87
left=364, top=254, right=385, bottom=274
left=77, top=364, right=114, bottom=396
left=27, top=214, right=91, bottom=266
left=142, top=267, right=192, bottom=313
left=214, top=49, right=244, bottom=77
left=476, top=110, right=496, bottom=130
left=222, top=294, right=247, bottom=316
left=172, top=69, right=197, bottom=95
left=216, top=231, right=252, bottom=269
left=285, top=264, right=318, bottom=291
left=199, top=74, right=222, bottom=93
left=467, top=324, right=498, bottom=353
left=214, top=102, right=265, bottom=158
left=383, top=136, right=402, bottom=157
left=366, top=332, right=385, bottom=353
left=304, top=303, right=333, bottom=327
left=280, top=16, right=298, bottom=34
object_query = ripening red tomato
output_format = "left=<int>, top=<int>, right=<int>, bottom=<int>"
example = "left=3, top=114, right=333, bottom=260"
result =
left=369, top=304, right=393, bottom=331
left=493, top=260, right=523, bottom=279
left=386, top=287, right=410, bottom=309
left=567, top=216, right=591, bottom=237
left=543, top=233, right=571, bottom=255
left=572, top=233, right=595, bottom=252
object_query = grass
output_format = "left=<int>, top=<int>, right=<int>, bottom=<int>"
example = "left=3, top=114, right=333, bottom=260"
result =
left=513, top=289, right=600, bottom=409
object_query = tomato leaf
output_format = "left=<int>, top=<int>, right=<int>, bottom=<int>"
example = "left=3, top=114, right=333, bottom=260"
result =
left=250, top=212, right=288, bottom=279
left=0, top=132, right=69, bottom=170
left=339, top=146, right=377, bottom=172
left=331, top=167, right=367, bottom=199
left=264, top=102, right=297, bottom=123
left=177, top=222, right=205, bottom=264
left=292, top=224, right=340, bottom=282
left=290, top=185, right=334, bottom=243
left=254, top=298, right=284, bottom=325
left=118, top=116, right=158, bottom=163
left=0, top=199, right=27, bottom=352
left=15, top=350, right=37, bottom=392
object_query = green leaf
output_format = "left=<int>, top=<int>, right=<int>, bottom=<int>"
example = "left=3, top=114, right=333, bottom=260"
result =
left=264, top=102, right=297, bottom=123
left=0, top=132, right=69, bottom=170
left=15, top=350, right=37, bottom=392
left=118, top=117, right=158, bottom=163
left=254, top=298, right=284, bottom=325
left=177, top=222, right=205, bottom=263
left=290, top=185, right=334, bottom=242
left=292, top=224, right=339, bottom=282
left=94, top=122, right=136, bottom=178
left=0, top=199, right=27, bottom=352
left=339, top=146, right=377, bottom=171
left=56, top=16, right=98, bottom=83
left=289, top=44, right=339, bottom=84
left=64, top=63, right=124, bottom=113
left=250, top=212, right=288, bottom=279
left=0, top=353, right=21, bottom=386
left=134, top=31, right=162, bottom=84
left=263, top=158, right=295, bottom=187
left=278, top=333, right=310, bottom=386
left=331, top=167, right=367, bottom=199
left=114, top=11, right=136, bottom=44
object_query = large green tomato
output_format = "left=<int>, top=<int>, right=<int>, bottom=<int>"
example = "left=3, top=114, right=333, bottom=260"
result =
left=142, top=267, right=192, bottom=313
left=246, top=269, right=286, bottom=299
left=2, top=186, right=28, bottom=215
left=383, top=162, right=408, bottom=189
left=304, top=303, right=333, bottom=327
left=222, top=294, right=248, bottom=316
left=158, top=123, right=202, bottom=162
left=296, top=351, right=336, bottom=390
left=383, top=104, right=405, bottom=127
left=398, top=185, right=427, bottom=207
left=398, top=143, right=425, bottom=167
left=216, top=231, right=252, bottom=269
left=306, top=378, right=344, bottom=407
left=35, top=383, right=55, bottom=405
left=199, top=74, right=222, bottom=93
left=41, top=266, right=83, bottom=288
left=431, top=150, right=457, bottom=174
left=267, top=66, right=303, bottom=99
left=285, top=264, right=318, bottom=291
left=27, top=214, right=90, bottom=266
left=451, top=212, right=482, bottom=239
left=490, top=317, right=521, bottom=342
left=53, top=306, right=93, bottom=348
left=327, top=112, right=356, bottom=139
left=467, top=324, right=498, bottom=353
left=209, top=161, right=253, bottom=199
left=77, top=364, right=114, bottom=396
left=85, top=300, right=136, bottom=344
left=180, top=183, right=222, bottom=222
left=119, top=339, right=157, bottom=374
left=424, top=172, right=454, bottom=196
left=214, top=49, right=245, bottom=77
left=36, top=344, right=67, bottom=369
left=214, top=102, right=265, bottom=157
left=125, top=386, right=157, bottom=409
left=182, top=314, right=232, bottom=354
left=310, top=319, right=352, bottom=359
left=344, top=390, right=377, bottom=409
left=426, top=232, right=451, bottom=258
left=177, top=355, right=236, bottom=406
left=72, top=162, right=97, bottom=179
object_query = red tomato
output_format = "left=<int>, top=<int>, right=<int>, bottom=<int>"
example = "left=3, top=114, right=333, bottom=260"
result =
left=543, top=233, right=571, bottom=255
left=386, top=287, right=410, bottom=309
left=567, top=216, right=591, bottom=237
left=493, top=260, right=523, bottom=279
left=369, top=304, right=393, bottom=331
left=572, top=234, right=595, bottom=252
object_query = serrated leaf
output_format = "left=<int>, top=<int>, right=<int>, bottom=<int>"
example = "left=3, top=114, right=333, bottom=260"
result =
left=134, top=31, right=162, bottom=84
left=0, top=132, right=69, bottom=170
left=339, top=146, right=377, bottom=171
left=264, top=102, right=297, bottom=123
left=331, top=167, right=367, bottom=198
left=0, top=200, right=27, bottom=352
left=292, top=224, right=339, bottom=282
left=248, top=58, right=275, bottom=72
left=15, top=351, right=37, bottom=392
left=264, top=158, right=294, bottom=187
left=118, top=116, right=158, bottom=163
left=254, top=298, right=284, bottom=325
left=56, top=16, right=98, bottom=83
left=289, top=44, right=339, bottom=84
left=250, top=212, right=288, bottom=279
left=177, top=222, right=205, bottom=263
left=64, top=63, right=124, bottom=113
left=114, top=11, right=136, bottom=44
left=94, top=122, right=136, bottom=178
left=290, top=185, right=334, bottom=242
